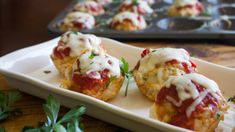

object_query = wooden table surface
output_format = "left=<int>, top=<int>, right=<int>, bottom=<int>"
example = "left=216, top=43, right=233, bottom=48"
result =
left=1, top=0, right=235, bottom=132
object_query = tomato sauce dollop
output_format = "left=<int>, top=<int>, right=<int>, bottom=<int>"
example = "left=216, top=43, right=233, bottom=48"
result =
left=53, top=41, right=71, bottom=59
left=156, top=82, right=219, bottom=130
left=72, top=69, right=110, bottom=90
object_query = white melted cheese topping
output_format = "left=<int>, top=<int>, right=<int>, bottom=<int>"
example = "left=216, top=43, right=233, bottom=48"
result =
left=138, top=48, right=191, bottom=74
left=74, top=51, right=121, bottom=79
left=63, top=12, right=95, bottom=29
left=174, top=0, right=198, bottom=6
left=112, top=11, right=147, bottom=29
left=58, top=31, right=104, bottom=57
left=164, top=73, right=221, bottom=117
left=95, top=0, right=112, bottom=5
left=123, top=0, right=153, bottom=14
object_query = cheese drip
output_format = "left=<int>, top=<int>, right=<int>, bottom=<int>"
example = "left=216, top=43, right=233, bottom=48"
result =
left=74, top=51, right=121, bottom=79
left=112, top=11, right=147, bottom=28
left=63, top=12, right=95, bottom=29
left=58, top=31, right=104, bottom=57
left=138, top=48, right=191, bottom=74
left=164, top=73, right=221, bottom=117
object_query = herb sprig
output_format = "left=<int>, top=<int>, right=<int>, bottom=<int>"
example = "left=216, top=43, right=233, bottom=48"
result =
left=120, top=58, right=132, bottom=96
left=23, top=95, right=86, bottom=132
left=0, top=90, right=22, bottom=122
left=228, top=95, right=235, bottom=104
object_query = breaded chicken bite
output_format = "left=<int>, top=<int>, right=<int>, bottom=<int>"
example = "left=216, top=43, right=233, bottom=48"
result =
left=74, top=1, right=105, bottom=16
left=167, top=0, right=204, bottom=17
left=67, top=51, right=124, bottom=101
left=59, top=12, right=95, bottom=31
left=133, top=48, right=196, bottom=101
left=150, top=73, right=229, bottom=132
left=119, top=0, right=153, bottom=15
left=51, top=31, right=105, bottom=77
left=111, top=11, right=147, bottom=31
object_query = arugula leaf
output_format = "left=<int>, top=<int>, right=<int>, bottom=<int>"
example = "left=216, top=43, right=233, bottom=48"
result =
left=0, top=90, right=22, bottom=122
left=120, top=58, right=133, bottom=96
left=89, top=52, right=97, bottom=59
left=23, top=95, right=86, bottom=132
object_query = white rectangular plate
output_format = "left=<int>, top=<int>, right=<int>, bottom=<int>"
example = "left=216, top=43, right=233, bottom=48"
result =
left=0, top=37, right=234, bottom=132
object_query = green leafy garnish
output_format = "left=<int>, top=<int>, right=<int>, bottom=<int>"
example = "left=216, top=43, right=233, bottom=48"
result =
left=120, top=58, right=132, bottom=97
left=227, top=95, right=235, bottom=104
left=201, top=8, right=212, bottom=17
left=216, top=112, right=221, bottom=120
left=0, top=90, right=22, bottom=122
left=0, top=128, right=6, bottom=132
left=23, top=95, right=86, bottom=132
left=133, top=0, right=139, bottom=5
left=89, top=52, right=97, bottom=59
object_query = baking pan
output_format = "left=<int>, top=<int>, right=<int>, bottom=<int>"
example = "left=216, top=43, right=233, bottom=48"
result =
left=48, top=0, right=235, bottom=40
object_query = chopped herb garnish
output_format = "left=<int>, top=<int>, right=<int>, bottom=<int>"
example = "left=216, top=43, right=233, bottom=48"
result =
left=44, top=70, right=51, bottom=74
left=0, top=90, right=22, bottom=122
left=227, top=95, right=235, bottom=104
left=201, top=9, right=211, bottom=17
left=216, top=112, right=221, bottom=120
left=152, top=50, right=157, bottom=52
left=89, top=52, right=97, bottom=59
left=90, top=62, right=94, bottom=65
left=120, top=58, right=133, bottom=97
left=23, top=95, right=86, bottom=132
left=71, top=31, right=78, bottom=35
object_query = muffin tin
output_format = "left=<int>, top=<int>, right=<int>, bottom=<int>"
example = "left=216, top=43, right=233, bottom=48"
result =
left=48, top=0, right=235, bottom=39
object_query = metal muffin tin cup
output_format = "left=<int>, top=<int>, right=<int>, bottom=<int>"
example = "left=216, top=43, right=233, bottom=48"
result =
left=48, top=0, right=235, bottom=39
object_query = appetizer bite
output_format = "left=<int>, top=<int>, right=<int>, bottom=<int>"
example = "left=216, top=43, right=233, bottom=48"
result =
left=51, top=31, right=105, bottom=77
left=133, top=48, right=196, bottom=101
left=68, top=51, right=124, bottom=101
left=59, top=12, right=95, bottom=31
left=110, top=11, right=147, bottom=31
left=74, top=1, right=105, bottom=16
left=167, top=0, right=204, bottom=17
left=119, top=0, right=153, bottom=15
left=150, top=73, right=229, bottom=132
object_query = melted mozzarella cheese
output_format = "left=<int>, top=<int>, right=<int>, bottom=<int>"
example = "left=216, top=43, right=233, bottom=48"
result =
left=186, top=90, right=208, bottom=117
left=164, top=73, right=221, bottom=117
left=75, top=51, right=121, bottom=79
left=164, top=73, right=220, bottom=101
left=63, top=12, right=95, bottom=29
left=112, top=11, right=147, bottom=28
left=174, top=0, right=198, bottom=5
left=138, top=48, right=191, bottom=74
left=59, top=31, right=105, bottom=57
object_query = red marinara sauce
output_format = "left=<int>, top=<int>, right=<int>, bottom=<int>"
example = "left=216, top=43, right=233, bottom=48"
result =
left=72, top=68, right=110, bottom=90
left=53, top=41, right=71, bottom=59
left=156, top=82, right=219, bottom=130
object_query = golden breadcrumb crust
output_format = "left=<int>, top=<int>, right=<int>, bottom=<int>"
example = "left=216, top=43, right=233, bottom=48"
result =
left=133, top=63, right=186, bottom=101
